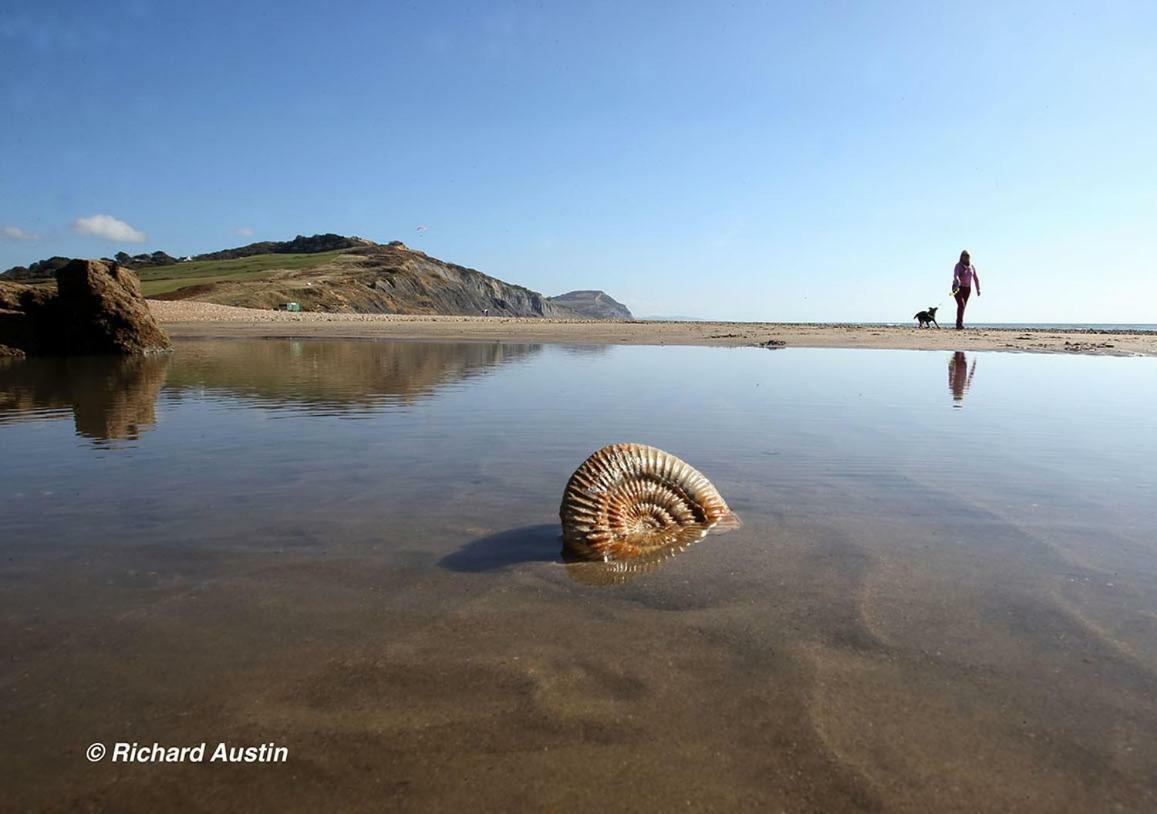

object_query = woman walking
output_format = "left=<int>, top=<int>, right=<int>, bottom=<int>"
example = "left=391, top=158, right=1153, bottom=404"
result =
left=952, top=250, right=981, bottom=329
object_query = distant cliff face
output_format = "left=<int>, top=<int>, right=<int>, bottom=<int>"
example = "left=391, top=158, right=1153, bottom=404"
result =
left=336, top=244, right=579, bottom=318
left=151, top=242, right=583, bottom=319
left=4, top=235, right=630, bottom=320
left=547, top=290, right=633, bottom=319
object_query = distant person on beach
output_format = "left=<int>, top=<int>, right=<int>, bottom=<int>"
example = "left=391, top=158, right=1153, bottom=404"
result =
left=952, top=250, right=981, bottom=329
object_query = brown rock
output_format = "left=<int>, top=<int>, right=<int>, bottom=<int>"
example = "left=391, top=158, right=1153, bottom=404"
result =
left=41, top=260, right=172, bottom=355
left=0, top=309, right=28, bottom=352
left=0, top=282, right=53, bottom=312
left=0, top=281, right=24, bottom=311
left=0, top=260, right=171, bottom=356
left=0, top=283, right=52, bottom=352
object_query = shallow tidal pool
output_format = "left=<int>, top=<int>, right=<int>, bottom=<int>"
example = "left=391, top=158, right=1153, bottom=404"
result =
left=2, top=339, right=1156, bottom=811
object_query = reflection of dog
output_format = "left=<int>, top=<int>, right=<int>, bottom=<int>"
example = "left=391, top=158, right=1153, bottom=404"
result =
left=914, top=306, right=939, bottom=328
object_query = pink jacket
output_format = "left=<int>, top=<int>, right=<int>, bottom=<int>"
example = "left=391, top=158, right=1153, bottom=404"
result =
left=953, top=263, right=980, bottom=293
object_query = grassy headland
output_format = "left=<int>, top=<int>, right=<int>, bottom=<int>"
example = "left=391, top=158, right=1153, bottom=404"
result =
left=137, top=250, right=350, bottom=297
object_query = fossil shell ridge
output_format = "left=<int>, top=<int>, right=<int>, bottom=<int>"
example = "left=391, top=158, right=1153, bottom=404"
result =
left=560, top=443, right=740, bottom=561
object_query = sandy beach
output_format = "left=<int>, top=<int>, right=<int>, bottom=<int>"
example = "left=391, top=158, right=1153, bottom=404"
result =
left=148, top=300, right=1157, bottom=356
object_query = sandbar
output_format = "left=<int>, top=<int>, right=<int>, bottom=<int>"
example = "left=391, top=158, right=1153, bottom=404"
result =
left=149, top=300, right=1157, bottom=356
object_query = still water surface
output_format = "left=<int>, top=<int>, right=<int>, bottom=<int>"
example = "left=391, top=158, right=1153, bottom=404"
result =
left=2, top=339, right=1156, bottom=811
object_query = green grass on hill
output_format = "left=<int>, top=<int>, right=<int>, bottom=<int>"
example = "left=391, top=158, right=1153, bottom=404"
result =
left=137, top=250, right=349, bottom=296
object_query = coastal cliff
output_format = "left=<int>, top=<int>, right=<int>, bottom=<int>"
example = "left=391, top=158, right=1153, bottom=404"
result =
left=4, top=236, right=631, bottom=320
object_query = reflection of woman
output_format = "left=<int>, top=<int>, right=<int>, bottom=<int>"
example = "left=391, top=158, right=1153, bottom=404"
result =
left=952, top=250, right=981, bottom=329
left=948, top=351, right=977, bottom=403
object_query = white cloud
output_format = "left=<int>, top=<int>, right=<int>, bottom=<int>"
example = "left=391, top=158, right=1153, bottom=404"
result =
left=1, top=226, right=39, bottom=241
left=72, top=214, right=146, bottom=243
left=235, top=226, right=255, bottom=237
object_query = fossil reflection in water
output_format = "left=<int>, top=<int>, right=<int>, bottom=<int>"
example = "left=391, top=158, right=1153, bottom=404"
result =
left=559, top=443, right=741, bottom=580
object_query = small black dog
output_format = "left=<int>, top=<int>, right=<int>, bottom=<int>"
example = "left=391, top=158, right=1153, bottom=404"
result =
left=914, top=306, right=939, bottom=328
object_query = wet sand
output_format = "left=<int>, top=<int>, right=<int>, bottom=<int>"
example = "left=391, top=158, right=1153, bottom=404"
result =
left=148, top=300, right=1157, bottom=357
left=5, top=490, right=1155, bottom=811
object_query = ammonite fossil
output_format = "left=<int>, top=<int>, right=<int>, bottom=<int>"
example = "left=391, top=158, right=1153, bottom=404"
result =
left=562, top=523, right=719, bottom=586
left=560, top=443, right=740, bottom=562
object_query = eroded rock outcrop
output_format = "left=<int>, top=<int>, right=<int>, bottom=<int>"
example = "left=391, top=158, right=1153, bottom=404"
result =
left=547, top=290, right=633, bottom=319
left=0, top=260, right=171, bottom=356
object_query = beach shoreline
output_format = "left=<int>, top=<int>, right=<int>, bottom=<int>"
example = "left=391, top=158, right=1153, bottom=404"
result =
left=148, top=300, right=1157, bottom=356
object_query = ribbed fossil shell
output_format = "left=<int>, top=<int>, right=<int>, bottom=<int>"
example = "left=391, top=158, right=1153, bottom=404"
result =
left=560, top=443, right=740, bottom=562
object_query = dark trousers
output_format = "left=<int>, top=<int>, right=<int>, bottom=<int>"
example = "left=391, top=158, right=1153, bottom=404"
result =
left=954, top=286, right=971, bottom=328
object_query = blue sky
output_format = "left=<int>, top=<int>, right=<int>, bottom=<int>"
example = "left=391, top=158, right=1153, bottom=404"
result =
left=2, top=0, right=1154, bottom=322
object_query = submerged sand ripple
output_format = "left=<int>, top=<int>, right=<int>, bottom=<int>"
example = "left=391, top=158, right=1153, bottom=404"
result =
left=5, top=503, right=1157, bottom=811
left=813, top=496, right=1157, bottom=811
